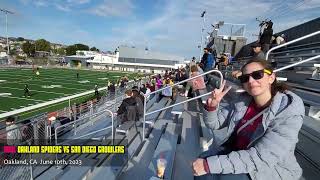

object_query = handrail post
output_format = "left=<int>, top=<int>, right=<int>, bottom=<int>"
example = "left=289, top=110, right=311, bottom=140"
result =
left=143, top=94, right=147, bottom=141
left=266, top=31, right=320, bottom=60
left=107, top=109, right=114, bottom=145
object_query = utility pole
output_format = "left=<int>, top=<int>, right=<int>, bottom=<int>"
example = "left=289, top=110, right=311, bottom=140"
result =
left=0, top=8, right=14, bottom=56
left=199, top=10, right=206, bottom=61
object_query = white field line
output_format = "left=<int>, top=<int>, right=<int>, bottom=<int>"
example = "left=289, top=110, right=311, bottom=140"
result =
left=0, top=71, right=108, bottom=82
left=18, top=94, right=92, bottom=116
left=3, top=96, right=44, bottom=102
left=4, top=81, right=88, bottom=91
left=0, top=73, right=121, bottom=85
left=1, top=75, right=95, bottom=88
left=0, top=86, right=72, bottom=96
left=0, top=110, right=7, bottom=113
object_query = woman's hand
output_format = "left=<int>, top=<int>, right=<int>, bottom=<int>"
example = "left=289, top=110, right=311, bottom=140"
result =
left=232, top=70, right=242, bottom=79
left=207, top=80, right=232, bottom=108
left=192, top=158, right=208, bottom=176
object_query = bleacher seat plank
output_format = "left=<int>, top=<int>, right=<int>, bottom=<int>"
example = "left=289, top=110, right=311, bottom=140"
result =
left=57, top=155, right=98, bottom=180
left=171, top=95, right=185, bottom=115
left=145, top=97, right=170, bottom=122
left=146, top=123, right=178, bottom=179
left=35, top=166, right=64, bottom=180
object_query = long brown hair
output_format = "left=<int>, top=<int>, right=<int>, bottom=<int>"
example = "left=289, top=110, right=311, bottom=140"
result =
left=241, top=59, right=289, bottom=96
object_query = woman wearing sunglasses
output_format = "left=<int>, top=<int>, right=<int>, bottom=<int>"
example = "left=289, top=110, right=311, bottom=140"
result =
left=193, top=59, right=304, bottom=180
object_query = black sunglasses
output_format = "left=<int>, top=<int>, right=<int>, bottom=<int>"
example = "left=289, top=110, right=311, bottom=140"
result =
left=238, top=69, right=272, bottom=83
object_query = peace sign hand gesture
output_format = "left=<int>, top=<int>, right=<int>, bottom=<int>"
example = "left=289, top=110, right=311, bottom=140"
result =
left=207, top=80, right=232, bottom=108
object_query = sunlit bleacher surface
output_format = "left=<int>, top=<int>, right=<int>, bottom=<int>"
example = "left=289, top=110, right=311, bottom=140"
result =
left=1, top=18, right=320, bottom=180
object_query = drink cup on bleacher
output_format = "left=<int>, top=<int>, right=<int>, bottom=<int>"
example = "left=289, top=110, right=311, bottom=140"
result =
left=157, top=158, right=167, bottom=179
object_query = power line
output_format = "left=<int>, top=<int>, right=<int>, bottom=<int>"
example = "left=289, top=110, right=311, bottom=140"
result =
left=261, top=0, right=291, bottom=19
left=270, top=0, right=310, bottom=20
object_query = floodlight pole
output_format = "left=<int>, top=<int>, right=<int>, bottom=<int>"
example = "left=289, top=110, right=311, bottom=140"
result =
left=0, top=9, right=14, bottom=55
left=5, top=13, right=8, bottom=55
left=200, top=11, right=206, bottom=62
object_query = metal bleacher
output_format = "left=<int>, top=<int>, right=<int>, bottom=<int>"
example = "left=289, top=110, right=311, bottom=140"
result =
left=2, top=31, right=320, bottom=180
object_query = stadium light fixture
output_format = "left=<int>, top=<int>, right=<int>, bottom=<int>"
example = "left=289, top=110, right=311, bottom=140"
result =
left=0, top=8, right=14, bottom=56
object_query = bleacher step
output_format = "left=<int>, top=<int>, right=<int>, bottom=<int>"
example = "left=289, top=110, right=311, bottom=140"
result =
left=146, top=122, right=178, bottom=179
left=118, top=120, right=168, bottom=180
left=35, top=166, right=64, bottom=180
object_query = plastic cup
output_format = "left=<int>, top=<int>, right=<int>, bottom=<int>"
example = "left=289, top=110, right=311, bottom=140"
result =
left=157, top=158, right=167, bottom=179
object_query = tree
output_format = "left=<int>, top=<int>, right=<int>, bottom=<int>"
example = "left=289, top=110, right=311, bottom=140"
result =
left=17, top=37, right=25, bottom=41
left=35, top=39, right=51, bottom=52
left=56, top=48, right=66, bottom=56
left=66, top=43, right=89, bottom=55
left=90, top=47, right=98, bottom=51
left=22, top=41, right=35, bottom=57
left=74, top=44, right=89, bottom=51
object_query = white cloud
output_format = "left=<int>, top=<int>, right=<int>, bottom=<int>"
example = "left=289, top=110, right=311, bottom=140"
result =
left=89, top=0, right=135, bottom=17
left=34, top=0, right=49, bottom=7
left=55, top=4, right=71, bottom=12
left=16, top=0, right=320, bottom=57
left=106, top=0, right=275, bottom=56
left=67, top=0, right=91, bottom=5
left=19, top=0, right=29, bottom=5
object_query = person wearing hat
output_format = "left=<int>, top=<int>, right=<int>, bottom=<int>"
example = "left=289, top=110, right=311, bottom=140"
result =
left=251, top=42, right=265, bottom=60
left=131, top=87, right=144, bottom=119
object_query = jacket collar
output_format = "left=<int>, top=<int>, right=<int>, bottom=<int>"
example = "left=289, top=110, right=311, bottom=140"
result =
left=233, top=91, right=304, bottom=128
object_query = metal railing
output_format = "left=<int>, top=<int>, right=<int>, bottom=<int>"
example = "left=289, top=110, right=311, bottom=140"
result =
left=142, top=69, right=224, bottom=140
left=266, top=31, right=320, bottom=60
left=0, top=79, right=135, bottom=120
left=54, top=109, right=114, bottom=146
left=273, top=55, right=320, bottom=73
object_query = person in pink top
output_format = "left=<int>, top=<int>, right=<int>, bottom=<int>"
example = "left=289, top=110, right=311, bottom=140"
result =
left=190, top=65, right=206, bottom=91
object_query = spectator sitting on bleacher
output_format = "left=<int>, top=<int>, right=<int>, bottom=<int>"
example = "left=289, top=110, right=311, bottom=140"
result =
left=193, top=59, right=304, bottom=180
left=140, top=84, right=151, bottom=100
left=275, top=34, right=286, bottom=46
left=175, top=68, right=188, bottom=84
left=184, top=65, right=206, bottom=97
left=161, top=78, right=174, bottom=98
left=251, top=42, right=265, bottom=60
left=117, top=90, right=137, bottom=124
left=151, top=77, right=156, bottom=87
left=132, top=87, right=144, bottom=119
left=108, top=82, right=116, bottom=93
left=6, top=116, right=22, bottom=145
left=156, top=76, right=163, bottom=89
left=147, top=82, right=155, bottom=92
left=196, top=62, right=204, bottom=74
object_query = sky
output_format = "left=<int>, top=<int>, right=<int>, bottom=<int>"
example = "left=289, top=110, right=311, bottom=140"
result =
left=0, top=0, right=319, bottom=58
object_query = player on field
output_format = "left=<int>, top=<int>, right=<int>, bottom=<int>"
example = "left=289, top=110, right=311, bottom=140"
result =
left=24, top=84, right=31, bottom=97
left=94, top=84, right=99, bottom=97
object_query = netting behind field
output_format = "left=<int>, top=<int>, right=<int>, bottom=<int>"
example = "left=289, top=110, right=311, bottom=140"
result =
left=217, top=24, right=246, bottom=37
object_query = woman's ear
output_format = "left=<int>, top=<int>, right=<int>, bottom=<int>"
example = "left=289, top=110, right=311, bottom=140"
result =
left=269, top=73, right=276, bottom=84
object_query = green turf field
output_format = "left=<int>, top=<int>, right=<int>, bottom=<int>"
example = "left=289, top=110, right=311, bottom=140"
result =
left=0, top=68, right=141, bottom=120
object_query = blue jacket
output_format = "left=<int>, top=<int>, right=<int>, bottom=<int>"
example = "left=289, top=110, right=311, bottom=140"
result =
left=205, top=53, right=215, bottom=69
left=203, top=91, right=304, bottom=180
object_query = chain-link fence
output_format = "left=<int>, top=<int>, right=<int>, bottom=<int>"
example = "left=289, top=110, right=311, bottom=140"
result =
left=0, top=113, right=48, bottom=180
left=0, top=78, right=141, bottom=180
